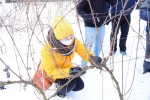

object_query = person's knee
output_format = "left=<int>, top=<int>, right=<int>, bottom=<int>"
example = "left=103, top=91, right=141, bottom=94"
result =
left=56, top=79, right=76, bottom=95
left=72, top=78, right=84, bottom=91
left=72, top=83, right=84, bottom=91
left=79, top=82, right=84, bottom=90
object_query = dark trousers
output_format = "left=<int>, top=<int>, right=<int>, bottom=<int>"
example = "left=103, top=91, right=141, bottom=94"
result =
left=143, top=24, right=150, bottom=71
left=110, top=14, right=131, bottom=52
left=55, top=77, right=84, bottom=95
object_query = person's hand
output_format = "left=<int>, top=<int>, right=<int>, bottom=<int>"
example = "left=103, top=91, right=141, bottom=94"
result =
left=89, top=55, right=102, bottom=67
left=70, top=66, right=83, bottom=75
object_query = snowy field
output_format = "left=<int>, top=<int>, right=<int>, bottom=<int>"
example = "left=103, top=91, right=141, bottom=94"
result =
left=0, top=1, right=150, bottom=100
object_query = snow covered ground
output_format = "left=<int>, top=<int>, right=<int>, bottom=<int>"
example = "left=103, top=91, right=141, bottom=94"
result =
left=0, top=1, right=150, bottom=100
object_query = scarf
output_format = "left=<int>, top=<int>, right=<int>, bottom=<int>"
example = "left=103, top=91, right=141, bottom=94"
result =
left=47, top=29, right=76, bottom=56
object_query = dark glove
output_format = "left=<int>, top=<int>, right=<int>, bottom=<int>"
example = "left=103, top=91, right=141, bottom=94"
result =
left=89, top=55, right=102, bottom=66
left=70, top=67, right=82, bottom=75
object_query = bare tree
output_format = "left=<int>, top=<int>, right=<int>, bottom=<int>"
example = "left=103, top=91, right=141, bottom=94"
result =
left=0, top=0, right=147, bottom=100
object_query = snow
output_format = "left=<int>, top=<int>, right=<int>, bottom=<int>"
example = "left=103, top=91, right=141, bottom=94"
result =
left=0, top=1, right=150, bottom=100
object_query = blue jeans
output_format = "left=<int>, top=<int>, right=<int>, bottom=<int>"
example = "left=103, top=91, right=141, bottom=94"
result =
left=140, top=9, right=150, bottom=21
left=81, top=26, right=105, bottom=67
left=143, top=32, right=150, bottom=73
left=140, top=9, right=150, bottom=72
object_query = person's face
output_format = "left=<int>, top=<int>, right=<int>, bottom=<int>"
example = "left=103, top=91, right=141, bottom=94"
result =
left=59, top=34, right=74, bottom=46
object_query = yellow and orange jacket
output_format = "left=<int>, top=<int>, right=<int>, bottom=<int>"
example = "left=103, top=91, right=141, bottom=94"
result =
left=40, top=38, right=93, bottom=80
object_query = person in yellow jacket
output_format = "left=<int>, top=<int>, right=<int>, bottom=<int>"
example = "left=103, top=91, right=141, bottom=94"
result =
left=40, top=16, right=102, bottom=98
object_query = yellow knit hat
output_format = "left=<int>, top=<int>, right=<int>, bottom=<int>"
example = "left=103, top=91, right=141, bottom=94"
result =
left=51, top=16, right=74, bottom=40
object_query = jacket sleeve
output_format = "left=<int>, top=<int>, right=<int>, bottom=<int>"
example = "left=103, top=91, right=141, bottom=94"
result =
left=75, top=38, right=94, bottom=63
left=41, top=44, right=71, bottom=79
left=76, top=0, right=93, bottom=22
